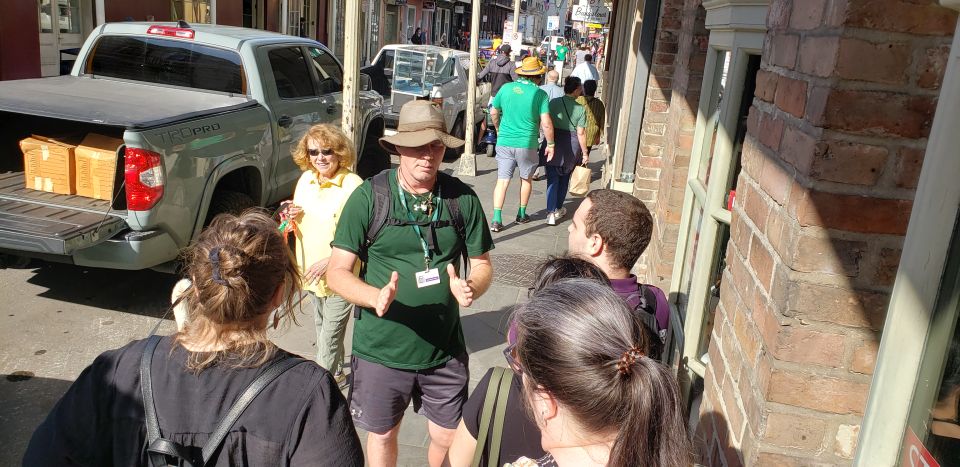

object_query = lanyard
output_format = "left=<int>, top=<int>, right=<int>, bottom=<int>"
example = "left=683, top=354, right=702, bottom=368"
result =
left=397, top=173, right=441, bottom=271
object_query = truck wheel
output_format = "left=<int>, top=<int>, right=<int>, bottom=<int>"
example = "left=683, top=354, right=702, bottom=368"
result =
left=357, top=124, right=389, bottom=179
left=444, top=115, right=466, bottom=161
left=205, top=190, right=255, bottom=226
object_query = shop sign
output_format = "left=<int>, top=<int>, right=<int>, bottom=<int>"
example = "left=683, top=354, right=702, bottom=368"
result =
left=571, top=4, right=610, bottom=24
left=422, top=1, right=436, bottom=11
left=586, top=22, right=602, bottom=28
left=385, top=0, right=407, bottom=5
left=454, top=5, right=464, bottom=13
left=903, top=428, right=940, bottom=467
left=546, top=15, right=559, bottom=31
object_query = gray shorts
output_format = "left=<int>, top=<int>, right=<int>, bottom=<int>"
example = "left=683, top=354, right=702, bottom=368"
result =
left=348, top=355, right=469, bottom=433
left=496, top=146, right=539, bottom=180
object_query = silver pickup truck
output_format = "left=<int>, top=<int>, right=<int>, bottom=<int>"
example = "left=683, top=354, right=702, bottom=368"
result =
left=0, top=22, right=387, bottom=271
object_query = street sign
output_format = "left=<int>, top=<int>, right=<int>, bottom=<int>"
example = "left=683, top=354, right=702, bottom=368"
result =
left=546, top=15, right=560, bottom=31
left=571, top=4, right=610, bottom=24
left=422, top=1, right=436, bottom=11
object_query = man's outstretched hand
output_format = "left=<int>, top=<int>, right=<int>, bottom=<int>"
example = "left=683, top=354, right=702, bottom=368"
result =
left=375, top=271, right=399, bottom=316
left=447, top=264, right=475, bottom=308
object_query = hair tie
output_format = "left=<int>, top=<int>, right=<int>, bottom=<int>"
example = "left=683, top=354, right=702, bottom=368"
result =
left=617, top=347, right=645, bottom=375
left=209, top=247, right=227, bottom=285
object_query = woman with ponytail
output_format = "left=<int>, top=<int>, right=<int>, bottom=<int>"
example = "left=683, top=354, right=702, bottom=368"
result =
left=506, top=278, right=692, bottom=467
left=25, top=211, right=363, bottom=466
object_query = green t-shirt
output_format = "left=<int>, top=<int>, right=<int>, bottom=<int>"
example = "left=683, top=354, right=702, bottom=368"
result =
left=548, top=95, right=586, bottom=132
left=331, top=170, right=495, bottom=370
left=492, top=78, right=551, bottom=150
left=556, top=45, right=568, bottom=61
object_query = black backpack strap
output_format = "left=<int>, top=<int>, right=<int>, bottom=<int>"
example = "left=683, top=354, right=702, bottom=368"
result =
left=437, top=173, right=470, bottom=278
left=200, top=356, right=307, bottom=463
left=140, top=335, right=173, bottom=467
left=361, top=169, right=393, bottom=268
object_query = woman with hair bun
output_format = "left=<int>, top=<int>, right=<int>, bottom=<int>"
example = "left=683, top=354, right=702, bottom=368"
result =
left=507, top=278, right=691, bottom=467
left=24, top=211, right=363, bottom=466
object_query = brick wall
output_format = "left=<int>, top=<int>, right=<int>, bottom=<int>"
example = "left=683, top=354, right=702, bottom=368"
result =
left=634, top=0, right=708, bottom=287
left=698, top=1, right=957, bottom=466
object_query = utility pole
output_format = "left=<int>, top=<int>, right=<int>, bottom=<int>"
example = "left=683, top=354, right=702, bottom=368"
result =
left=512, top=0, right=522, bottom=54
left=456, top=0, right=482, bottom=177
left=342, top=0, right=362, bottom=150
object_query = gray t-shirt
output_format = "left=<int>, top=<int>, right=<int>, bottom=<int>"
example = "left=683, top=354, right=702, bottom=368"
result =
left=539, top=82, right=565, bottom=101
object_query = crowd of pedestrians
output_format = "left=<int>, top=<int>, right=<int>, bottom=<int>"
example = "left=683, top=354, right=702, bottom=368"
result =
left=23, top=46, right=692, bottom=467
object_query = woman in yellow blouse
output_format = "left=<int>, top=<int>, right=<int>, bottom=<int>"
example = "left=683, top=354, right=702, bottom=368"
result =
left=284, top=124, right=363, bottom=382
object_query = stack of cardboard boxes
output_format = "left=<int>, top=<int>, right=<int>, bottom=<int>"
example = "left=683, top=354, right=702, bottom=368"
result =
left=19, top=134, right=124, bottom=201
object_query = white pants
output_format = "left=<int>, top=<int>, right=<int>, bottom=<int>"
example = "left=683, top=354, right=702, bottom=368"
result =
left=554, top=60, right=564, bottom=77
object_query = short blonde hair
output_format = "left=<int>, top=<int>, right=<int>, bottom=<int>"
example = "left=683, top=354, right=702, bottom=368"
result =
left=291, top=124, right=356, bottom=174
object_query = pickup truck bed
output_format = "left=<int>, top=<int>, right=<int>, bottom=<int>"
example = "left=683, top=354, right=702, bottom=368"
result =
left=0, top=76, right=257, bottom=128
left=0, top=171, right=125, bottom=255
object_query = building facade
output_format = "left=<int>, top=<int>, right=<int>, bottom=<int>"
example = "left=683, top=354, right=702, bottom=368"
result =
left=603, top=0, right=960, bottom=465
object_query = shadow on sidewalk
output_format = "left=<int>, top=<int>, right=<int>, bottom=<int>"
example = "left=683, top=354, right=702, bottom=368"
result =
left=462, top=304, right=513, bottom=353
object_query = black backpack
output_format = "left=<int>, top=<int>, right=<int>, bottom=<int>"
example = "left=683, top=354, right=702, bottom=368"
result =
left=139, top=335, right=307, bottom=466
left=354, top=169, right=469, bottom=318
left=624, top=284, right=671, bottom=361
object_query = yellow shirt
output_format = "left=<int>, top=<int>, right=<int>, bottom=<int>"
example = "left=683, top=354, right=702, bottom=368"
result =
left=292, top=168, right=363, bottom=296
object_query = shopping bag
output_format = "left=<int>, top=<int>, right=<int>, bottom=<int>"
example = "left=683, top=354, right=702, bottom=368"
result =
left=568, top=164, right=592, bottom=197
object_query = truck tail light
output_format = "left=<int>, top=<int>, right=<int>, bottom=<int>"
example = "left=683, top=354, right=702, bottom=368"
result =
left=147, top=25, right=195, bottom=39
left=125, top=147, right=165, bottom=211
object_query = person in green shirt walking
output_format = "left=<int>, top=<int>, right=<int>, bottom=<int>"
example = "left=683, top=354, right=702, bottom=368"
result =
left=544, top=76, right=589, bottom=225
left=327, top=101, right=495, bottom=467
left=554, top=39, right=569, bottom=77
left=488, top=56, right=556, bottom=232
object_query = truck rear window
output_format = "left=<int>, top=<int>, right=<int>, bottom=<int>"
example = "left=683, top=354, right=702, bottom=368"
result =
left=88, top=35, right=245, bottom=94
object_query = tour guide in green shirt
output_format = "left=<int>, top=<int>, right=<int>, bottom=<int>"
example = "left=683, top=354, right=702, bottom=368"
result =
left=488, top=56, right=556, bottom=233
left=327, top=100, right=494, bottom=467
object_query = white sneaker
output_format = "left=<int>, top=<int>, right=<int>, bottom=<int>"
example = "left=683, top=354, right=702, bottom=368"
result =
left=555, top=207, right=567, bottom=220
left=546, top=212, right=557, bottom=226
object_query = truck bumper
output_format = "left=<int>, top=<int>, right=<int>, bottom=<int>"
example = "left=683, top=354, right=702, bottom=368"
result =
left=72, top=229, right=180, bottom=270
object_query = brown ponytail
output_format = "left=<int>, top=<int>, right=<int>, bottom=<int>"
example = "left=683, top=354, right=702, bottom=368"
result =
left=175, top=210, right=302, bottom=371
left=513, top=278, right=692, bottom=467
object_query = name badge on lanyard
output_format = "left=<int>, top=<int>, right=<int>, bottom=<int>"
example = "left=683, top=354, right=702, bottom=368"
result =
left=416, top=268, right=441, bottom=288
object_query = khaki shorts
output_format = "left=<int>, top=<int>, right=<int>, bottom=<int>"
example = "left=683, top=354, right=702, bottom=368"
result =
left=347, top=354, right=469, bottom=433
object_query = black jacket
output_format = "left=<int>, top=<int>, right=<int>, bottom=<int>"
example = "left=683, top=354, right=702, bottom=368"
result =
left=478, top=55, right=518, bottom=96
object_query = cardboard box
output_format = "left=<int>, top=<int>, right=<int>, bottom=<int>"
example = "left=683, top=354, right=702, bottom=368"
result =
left=75, top=134, right=122, bottom=201
left=20, top=135, right=78, bottom=195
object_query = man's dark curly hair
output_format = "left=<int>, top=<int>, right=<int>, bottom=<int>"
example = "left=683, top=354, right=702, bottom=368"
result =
left=584, top=189, right=654, bottom=271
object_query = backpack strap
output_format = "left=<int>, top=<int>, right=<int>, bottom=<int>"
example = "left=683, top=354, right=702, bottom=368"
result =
left=487, top=369, right=514, bottom=467
left=437, top=172, right=470, bottom=278
left=200, top=356, right=307, bottom=463
left=140, top=335, right=178, bottom=467
left=360, top=169, right=393, bottom=271
left=471, top=367, right=508, bottom=467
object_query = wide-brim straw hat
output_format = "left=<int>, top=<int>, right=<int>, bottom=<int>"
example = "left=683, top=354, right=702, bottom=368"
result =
left=516, top=56, right=547, bottom=76
left=379, top=100, right=465, bottom=155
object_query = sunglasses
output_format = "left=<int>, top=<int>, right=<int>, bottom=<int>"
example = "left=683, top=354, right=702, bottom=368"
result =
left=307, top=148, right=336, bottom=158
left=502, top=343, right=522, bottom=375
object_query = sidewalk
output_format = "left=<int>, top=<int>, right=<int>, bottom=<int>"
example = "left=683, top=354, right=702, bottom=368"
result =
left=271, top=144, right=606, bottom=465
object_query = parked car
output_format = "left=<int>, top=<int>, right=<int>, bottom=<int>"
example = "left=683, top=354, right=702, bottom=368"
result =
left=0, top=22, right=387, bottom=271
left=362, top=44, right=490, bottom=159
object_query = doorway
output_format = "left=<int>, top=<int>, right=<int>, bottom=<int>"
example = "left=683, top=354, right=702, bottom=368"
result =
left=405, top=5, right=416, bottom=43
left=39, top=0, right=87, bottom=77
left=385, top=6, right=399, bottom=45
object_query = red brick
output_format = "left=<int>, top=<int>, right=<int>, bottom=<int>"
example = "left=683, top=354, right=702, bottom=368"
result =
left=721, top=372, right=747, bottom=442
left=824, top=90, right=937, bottom=138
left=742, top=182, right=771, bottom=229
left=804, top=85, right=830, bottom=126
left=851, top=339, right=880, bottom=375
left=767, top=0, right=791, bottom=30
left=763, top=411, right=827, bottom=451
left=767, top=369, right=870, bottom=414
left=791, top=234, right=865, bottom=277
left=648, top=100, right=670, bottom=113
left=749, top=235, right=775, bottom=292
left=774, top=75, right=808, bottom=118
left=845, top=0, right=958, bottom=36
left=643, top=110, right=670, bottom=124
left=873, top=247, right=903, bottom=288
left=779, top=125, right=816, bottom=174
left=754, top=69, right=778, bottom=102
left=770, top=34, right=800, bottom=69
left=741, top=136, right=766, bottom=180
left=797, top=36, right=839, bottom=77
left=766, top=209, right=796, bottom=261
left=836, top=38, right=911, bottom=84
left=795, top=190, right=912, bottom=235
left=811, top=140, right=889, bottom=186
left=917, top=45, right=950, bottom=89
left=788, top=282, right=889, bottom=330
left=758, top=158, right=793, bottom=206
left=774, top=326, right=846, bottom=367
left=894, top=147, right=925, bottom=189
left=731, top=213, right=752, bottom=260
left=758, top=113, right=785, bottom=151
left=790, top=0, right=826, bottom=30
left=733, top=304, right=762, bottom=364
left=647, top=75, right=672, bottom=89
left=737, top=368, right=764, bottom=432
left=653, top=52, right=676, bottom=65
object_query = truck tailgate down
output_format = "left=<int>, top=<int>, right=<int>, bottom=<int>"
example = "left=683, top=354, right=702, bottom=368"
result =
left=0, top=172, right=125, bottom=255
